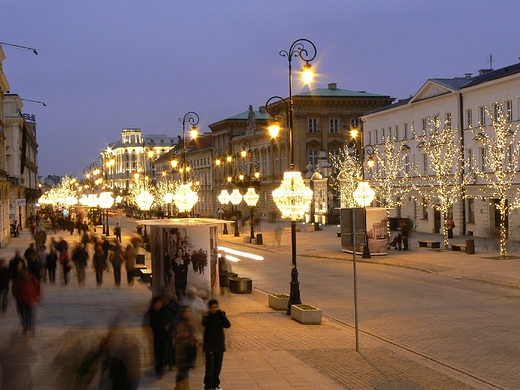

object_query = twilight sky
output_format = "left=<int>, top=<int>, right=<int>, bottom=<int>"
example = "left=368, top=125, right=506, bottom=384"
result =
left=2, top=0, right=520, bottom=178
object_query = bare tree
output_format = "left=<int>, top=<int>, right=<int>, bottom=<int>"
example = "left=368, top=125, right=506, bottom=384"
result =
left=414, top=117, right=468, bottom=249
left=471, top=102, right=520, bottom=258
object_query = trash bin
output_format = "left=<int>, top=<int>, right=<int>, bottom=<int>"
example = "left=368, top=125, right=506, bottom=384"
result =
left=314, top=222, right=319, bottom=231
left=466, top=239, right=475, bottom=254
left=256, top=234, right=263, bottom=245
left=136, top=254, right=145, bottom=265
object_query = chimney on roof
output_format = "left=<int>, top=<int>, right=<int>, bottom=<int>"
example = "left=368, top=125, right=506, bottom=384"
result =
left=478, top=68, right=493, bottom=75
left=328, top=83, right=337, bottom=90
left=464, top=73, right=472, bottom=79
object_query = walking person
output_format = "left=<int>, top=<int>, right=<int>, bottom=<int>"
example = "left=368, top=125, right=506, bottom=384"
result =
left=59, top=250, right=72, bottom=286
left=110, top=244, right=124, bottom=286
left=12, top=269, right=41, bottom=334
left=400, top=219, right=410, bottom=251
left=447, top=215, right=455, bottom=239
left=148, top=296, right=168, bottom=378
left=0, top=259, right=9, bottom=312
left=114, top=223, right=122, bottom=243
left=46, top=248, right=58, bottom=284
left=202, top=299, right=231, bottom=390
left=93, top=243, right=107, bottom=286
left=72, top=242, right=89, bottom=286
left=174, top=306, right=197, bottom=390
left=37, top=245, right=48, bottom=283
left=124, top=244, right=136, bottom=286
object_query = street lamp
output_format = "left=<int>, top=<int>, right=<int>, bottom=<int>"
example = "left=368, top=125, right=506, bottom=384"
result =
left=243, top=187, right=259, bottom=239
left=172, top=111, right=200, bottom=215
left=267, top=38, right=317, bottom=315
left=229, top=188, right=243, bottom=237
left=98, top=191, right=114, bottom=236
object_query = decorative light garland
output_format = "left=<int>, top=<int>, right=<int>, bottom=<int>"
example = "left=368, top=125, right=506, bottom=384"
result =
left=272, top=171, right=313, bottom=221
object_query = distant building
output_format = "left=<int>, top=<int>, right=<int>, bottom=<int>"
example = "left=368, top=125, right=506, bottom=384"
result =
left=0, top=45, right=9, bottom=246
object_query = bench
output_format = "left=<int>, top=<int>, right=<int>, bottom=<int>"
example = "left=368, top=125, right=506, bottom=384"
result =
left=451, top=243, right=467, bottom=252
left=140, top=268, right=153, bottom=284
left=418, top=240, right=441, bottom=249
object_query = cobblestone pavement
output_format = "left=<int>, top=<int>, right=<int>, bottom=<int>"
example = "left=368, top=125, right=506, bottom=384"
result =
left=0, top=222, right=511, bottom=389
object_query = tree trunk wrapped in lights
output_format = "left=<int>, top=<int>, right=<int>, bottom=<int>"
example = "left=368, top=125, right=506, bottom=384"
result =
left=413, top=117, right=469, bottom=250
left=471, top=102, right=520, bottom=258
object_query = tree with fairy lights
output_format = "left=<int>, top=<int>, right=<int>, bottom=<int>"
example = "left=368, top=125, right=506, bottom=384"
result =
left=471, top=102, right=520, bottom=258
left=369, top=136, right=413, bottom=240
left=330, top=143, right=363, bottom=208
left=413, top=117, right=468, bottom=250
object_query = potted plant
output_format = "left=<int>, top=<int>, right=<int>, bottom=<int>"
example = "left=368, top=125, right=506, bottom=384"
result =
left=219, top=271, right=238, bottom=288
left=229, top=276, right=252, bottom=294
left=268, top=293, right=290, bottom=310
left=291, top=304, right=322, bottom=325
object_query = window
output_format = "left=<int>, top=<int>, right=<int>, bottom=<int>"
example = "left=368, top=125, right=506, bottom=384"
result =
left=387, top=127, right=392, bottom=140
left=445, top=112, right=452, bottom=129
left=308, top=119, right=318, bottom=134
left=308, top=150, right=318, bottom=167
left=330, top=149, right=340, bottom=158
left=367, top=131, right=372, bottom=145
left=404, top=155, right=410, bottom=173
left=422, top=154, right=428, bottom=175
left=466, top=108, right=472, bottom=128
left=374, top=129, right=378, bottom=144
left=329, top=118, right=339, bottom=133
left=479, top=106, right=486, bottom=126
left=506, top=100, right=513, bottom=121
left=466, top=149, right=473, bottom=173
left=394, top=125, right=399, bottom=141
left=422, top=118, right=428, bottom=132
left=468, top=198, right=475, bottom=223
left=403, top=123, right=408, bottom=139
left=493, top=103, right=499, bottom=122
left=422, top=198, right=429, bottom=220
left=381, top=128, right=385, bottom=142
left=480, top=147, right=486, bottom=171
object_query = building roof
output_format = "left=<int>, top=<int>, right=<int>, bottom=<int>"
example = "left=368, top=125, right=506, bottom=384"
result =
left=225, top=109, right=270, bottom=121
left=296, top=86, right=391, bottom=98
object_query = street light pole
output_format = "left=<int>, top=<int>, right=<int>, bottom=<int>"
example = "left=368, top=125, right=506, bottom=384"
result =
left=267, top=38, right=317, bottom=315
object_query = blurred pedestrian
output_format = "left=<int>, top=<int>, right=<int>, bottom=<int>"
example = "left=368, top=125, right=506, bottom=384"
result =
left=447, top=215, right=455, bottom=239
left=38, top=244, right=48, bottom=283
left=162, top=289, right=179, bottom=371
left=12, top=268, right=41, bottom=334
left=93, top=243, right=107, bottom=286
left=181, top=286, right=207, bottom=343
left=110, top=244, right=124, bottom=286
left=202, top=299, right=231, bottom=390
left=124, top=244, right=136, bottom=286
left=114, top=223, right=122, bottom=243
left=46, top=248, right=58, bottom=284
left=174, top=306, right=197, bottom=389
left=400, top=219, right=410, bottom=251
left=59, top=250, right=72, bottom=286
left=148, top=296, right=168, bottom=378
left=72, top=242, right=89, bottom=286
left=0, top=259, right=9, bottom=312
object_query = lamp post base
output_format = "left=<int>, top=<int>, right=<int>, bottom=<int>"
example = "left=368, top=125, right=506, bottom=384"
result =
left=286, top=221, right=302, bottom=315
left=223, top=223, right=228, bottom=235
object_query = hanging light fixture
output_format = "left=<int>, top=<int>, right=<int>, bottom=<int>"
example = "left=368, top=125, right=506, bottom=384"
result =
left=353, top=181, right=375, bottom=207
left=272, top=171, right=313, bottom=221
left=243, top=187, right=259, bottom=207
left=173, top=183, right=198, bottom=214
left=136, top=189, right=154, bottom=212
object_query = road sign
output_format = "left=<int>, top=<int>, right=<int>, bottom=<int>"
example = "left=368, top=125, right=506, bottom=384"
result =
left=217, top=207, right=224, bottom=214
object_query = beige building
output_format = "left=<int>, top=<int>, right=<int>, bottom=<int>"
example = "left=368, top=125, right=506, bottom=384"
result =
left=4, top=94, right=40, bottom=233
left=362, top=61, right=520, bottom=240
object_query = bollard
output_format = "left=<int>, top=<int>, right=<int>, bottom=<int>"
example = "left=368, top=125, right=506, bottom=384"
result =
left=256, top=233, right=263, bottom=245
left=466, top=239, right=475, bottom=254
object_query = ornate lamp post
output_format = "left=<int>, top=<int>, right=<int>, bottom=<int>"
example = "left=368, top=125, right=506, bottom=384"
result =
left=172, top=112, right=200, bottom=215
left=266, top=38, right=317, bottom=315
left=229, top=188, right=243, bottom=237
left=98, top=191, right=114, bottom=236
left=243, top=187, right=259, bottom=239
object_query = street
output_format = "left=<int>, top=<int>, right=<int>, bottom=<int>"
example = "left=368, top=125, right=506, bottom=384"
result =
left=221, top=225, right=520, bottom=389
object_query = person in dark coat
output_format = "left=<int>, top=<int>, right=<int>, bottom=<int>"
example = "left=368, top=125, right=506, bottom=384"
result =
left=0, top=259, right=10, bottom=312
left=148, top=296, right=168, bottom=378
left=110, top=245, right=124, bottom=286
left=72, top=243, right=89, bottom=286
left=46, top=248, right=58, bottom=284
left=174, top=306, right=197, bottom=389
left=202, top=299, right=231, bottom=390
left=171, top=247, right=189, bottom=301
left=93, top=243, right=107, bottom=286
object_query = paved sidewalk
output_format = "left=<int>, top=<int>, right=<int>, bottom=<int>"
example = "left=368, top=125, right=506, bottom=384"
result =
left=0, top=225, right=507, bottom=389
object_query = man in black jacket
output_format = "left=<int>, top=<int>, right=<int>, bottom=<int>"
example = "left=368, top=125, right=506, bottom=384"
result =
left=202, top=299, right=231, bottom=390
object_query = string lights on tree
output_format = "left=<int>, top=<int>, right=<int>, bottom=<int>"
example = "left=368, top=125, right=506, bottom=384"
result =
left=330, top=143, right=363, bottom=208
left=471, top=101, right=520, bottom=258
left=413, top=116, right=469, bottom=250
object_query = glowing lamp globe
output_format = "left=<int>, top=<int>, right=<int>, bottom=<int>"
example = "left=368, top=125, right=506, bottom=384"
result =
left=173, top=183, right=198, bottom=213
left=272, top=171, right=313, bottom=221
left=243, top=188, right=259, bottom=207
left=218, top=189, right=231, bottom=204
left=353, top=181, right=375, bottom=207
left=229, top=188, right=243, bottom=206
left=98, top=191, right=114, bottom=209
left=164, top=192, right=174, bottom=204
left=136, top=189, right=154, bottom=211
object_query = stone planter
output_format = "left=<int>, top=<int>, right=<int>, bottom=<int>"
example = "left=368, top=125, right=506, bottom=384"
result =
left=291, top=304, right=322, bottom=325
left=229, top=277, right=252, bottom=294
left=219, top=272, right=238, bottom=288
left=268, top=293, right=290, bottom=310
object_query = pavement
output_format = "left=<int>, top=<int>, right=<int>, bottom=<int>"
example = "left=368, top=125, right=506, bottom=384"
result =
left=0, top=221, right=515, bottom=389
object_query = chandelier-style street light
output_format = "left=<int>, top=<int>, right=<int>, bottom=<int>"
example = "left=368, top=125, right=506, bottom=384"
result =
left=172, top=111, right=200, bottom=215
left=266, top=38, right=317, bottom=315
left=243, top=187, right=260, bottom=239
left=98, top=191, right=114, bottom=236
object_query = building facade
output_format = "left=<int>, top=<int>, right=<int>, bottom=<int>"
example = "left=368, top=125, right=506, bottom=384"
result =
left=0, top=46, right=9, bottom=246
left=362, top=62, right=520, bottom=240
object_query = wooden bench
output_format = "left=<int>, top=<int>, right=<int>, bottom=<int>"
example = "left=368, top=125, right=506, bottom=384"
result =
left=451, top=243, right=467, bottom=252
left=140, top=268, right=152, bottom=284
left=418, top=240, right=441, bottom=248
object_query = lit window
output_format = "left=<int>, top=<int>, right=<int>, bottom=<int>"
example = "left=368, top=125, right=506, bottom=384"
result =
left=308, top=119, right=318, bottom=134
left=329, top=118, right=339, bottom=134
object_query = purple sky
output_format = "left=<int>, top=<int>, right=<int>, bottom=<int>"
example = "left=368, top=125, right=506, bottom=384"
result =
left=2, top=1, right=520, bottom=178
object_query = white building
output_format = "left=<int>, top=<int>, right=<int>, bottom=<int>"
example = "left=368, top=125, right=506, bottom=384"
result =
left=362, top=61, right=520, bottom=240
